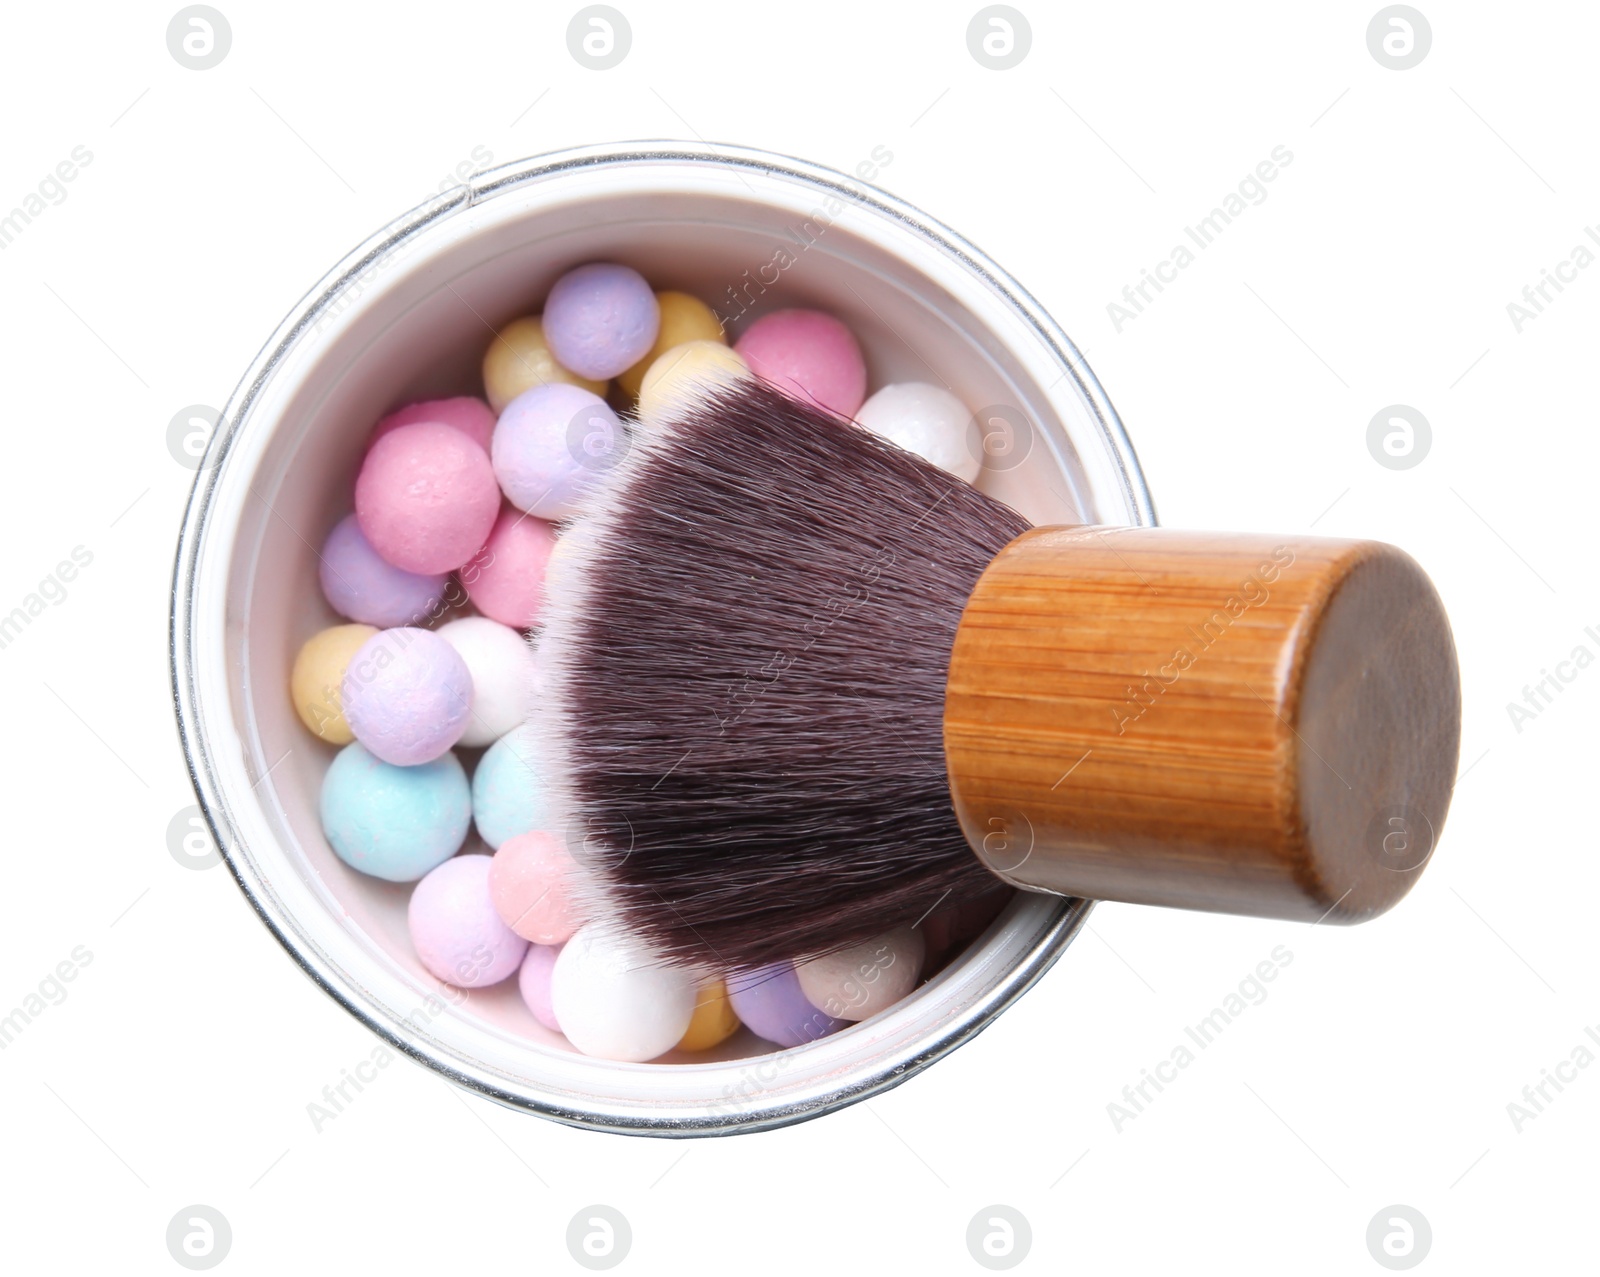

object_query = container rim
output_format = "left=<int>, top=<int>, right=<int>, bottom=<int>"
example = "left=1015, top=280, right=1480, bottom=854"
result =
left=170, top=140, right=1154, bottom=1136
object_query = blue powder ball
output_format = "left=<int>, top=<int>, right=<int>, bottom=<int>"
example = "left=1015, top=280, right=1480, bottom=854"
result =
left=321, top=742, right=471, bottom=881
left=472, top=725, right=553, bottom=848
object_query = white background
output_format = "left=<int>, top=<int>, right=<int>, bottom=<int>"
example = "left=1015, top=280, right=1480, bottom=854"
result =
left=1, top=0, right=1594, bottom=1271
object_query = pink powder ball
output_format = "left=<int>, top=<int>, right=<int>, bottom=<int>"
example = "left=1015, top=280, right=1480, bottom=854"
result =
left=460, top=505, right=557, bottom=629
left=342, top=627, right=473, bottom=766
left=408, top=854, right=529, bottom=988
left=734, top=309, right=867, bottom=417
left=371, top=396, right=496, bottom=454
left=489, top=831, right=586, bottom=944
left=355, top=421, right=500, bottom=575
left=518, top=943, right=563, bottom=1032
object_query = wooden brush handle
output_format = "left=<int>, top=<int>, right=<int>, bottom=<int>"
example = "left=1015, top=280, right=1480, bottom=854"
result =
left=943, top=527, right=1460, bottom=923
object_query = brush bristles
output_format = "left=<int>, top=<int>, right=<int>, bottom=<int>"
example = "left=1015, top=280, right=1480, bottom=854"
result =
left=536, top=377, right=1030, bottom=971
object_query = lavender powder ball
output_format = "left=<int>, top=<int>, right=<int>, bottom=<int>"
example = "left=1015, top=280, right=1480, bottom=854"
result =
left=492, top=382, right=624, bottom=519
left=726, top=964, right=849, bottom=1048
left=342, top=627, right=474, bottom=765
left=518, top=943, right=563, bottom=1031
left=541, top=262, right=660, bottom=380
left=319, top=514, right=449, bottom=628
left=409, top=854, right=529, bottom=988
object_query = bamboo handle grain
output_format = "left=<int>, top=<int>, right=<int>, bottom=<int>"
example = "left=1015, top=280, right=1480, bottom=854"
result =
left=943, top=527, right=1461, bottom=923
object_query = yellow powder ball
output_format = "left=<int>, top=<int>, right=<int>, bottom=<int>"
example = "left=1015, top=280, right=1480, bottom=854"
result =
left=637, top=341, right=749, bottom=423
left=617, top=291, right=727, bottom=399
left=676, top=980, right=741, bottom=1052
left=482, top=315, right=608, bottom=412
left=291, top=624, right=377, bottom=744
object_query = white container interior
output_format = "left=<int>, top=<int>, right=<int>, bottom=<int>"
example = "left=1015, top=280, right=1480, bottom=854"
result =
left=172, top=143, right=1152, bottom=1134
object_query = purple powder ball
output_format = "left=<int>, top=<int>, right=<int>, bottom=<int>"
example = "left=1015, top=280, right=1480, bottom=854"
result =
left=541, top=262, right=660, bottom=380
left=342, top=627, right=474, bottom=765
left=319, top=513, right=449, bottom=628
left=726, top=964, right=848, bottom=1048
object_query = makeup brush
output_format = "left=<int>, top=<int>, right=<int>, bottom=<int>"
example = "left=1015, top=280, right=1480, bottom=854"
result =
left=535, top=378, right=1461, bottom=972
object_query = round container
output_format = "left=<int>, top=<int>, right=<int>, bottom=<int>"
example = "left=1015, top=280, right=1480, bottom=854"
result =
left=170, top=142, right=1153, bottom=1136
